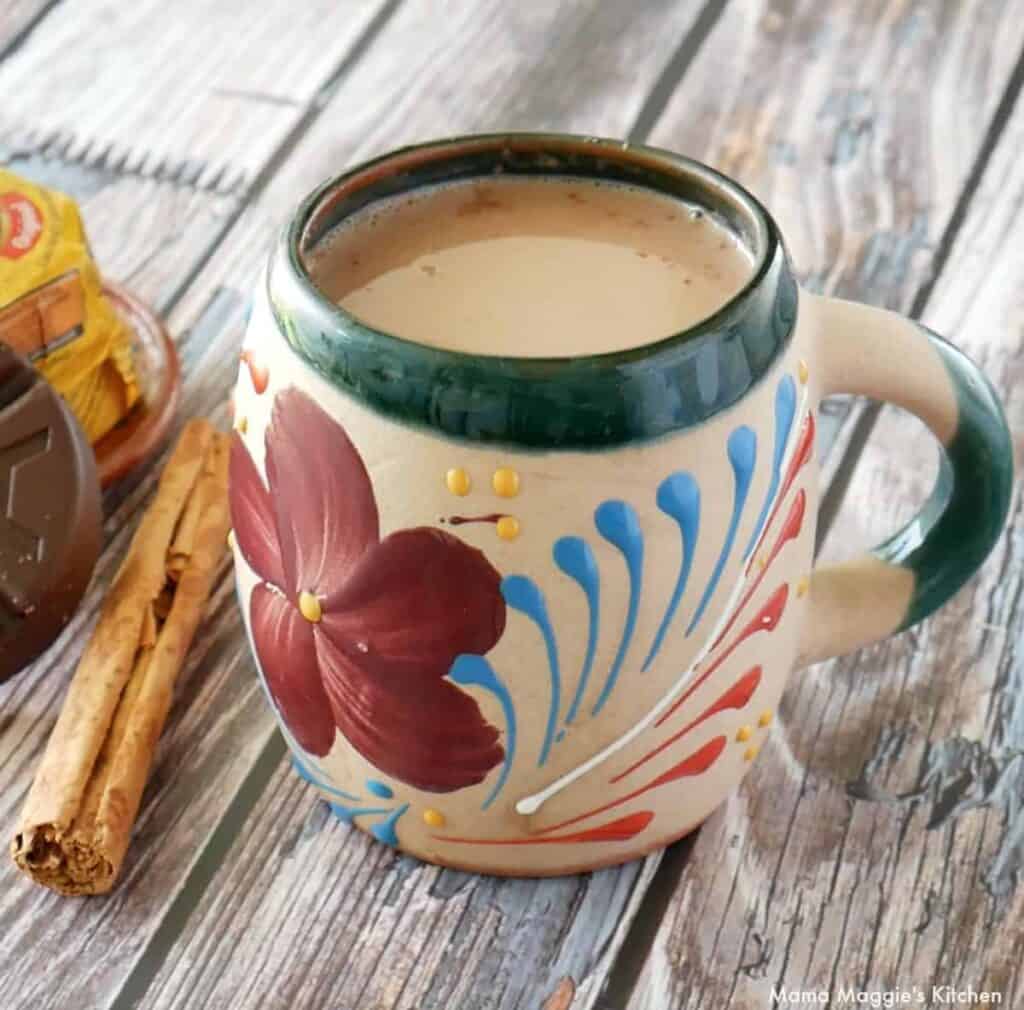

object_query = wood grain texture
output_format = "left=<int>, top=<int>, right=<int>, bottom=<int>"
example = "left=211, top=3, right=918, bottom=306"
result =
left=0, top=101, right=252, bottom=1010
left=746, top=102, right=1024, bottom=1005
left=259, top=0, right=718, bottom=203
left=649, top=0, right=1024, bottom=474
left=650, top=0, right=1020, bottom=298
left=0, top=0, right=384, bottom=193
left=0, top=3, right=406, bottom=1006
left=622, top=1, right=1024, bottom=1007
left=0, top=2, right=709, bottom=1009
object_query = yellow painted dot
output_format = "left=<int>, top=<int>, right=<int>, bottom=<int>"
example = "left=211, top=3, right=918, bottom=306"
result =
left=446, top=468, right=471, bottom=496
left=736, top=725, right=753, bottom=743
left=492, top=467, right=520, bottom=498
left=796, top=575, right=810, bottom=598
left=756, top=555, right=767, bottom=572
left=298, top=591, right=323, bottom=623
left=758, top=710, right=773, bottom=728
left=234, top=415, right=248, bottom=434
left=798, top=359, right=809, bottom=384
left=496, top=515, right=521, bottom=541
left=423, top=808, right=446, bottom=829
left=227, top=529, right=236, bottom=551
left=744, top=745, right=759, bottom=762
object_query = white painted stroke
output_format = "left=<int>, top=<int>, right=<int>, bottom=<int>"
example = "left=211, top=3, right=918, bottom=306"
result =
left=515, top=388, right=809, bottom=817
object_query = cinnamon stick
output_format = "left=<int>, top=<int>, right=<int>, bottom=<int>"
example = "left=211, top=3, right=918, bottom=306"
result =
left=11, top=419, right=231, bottom=895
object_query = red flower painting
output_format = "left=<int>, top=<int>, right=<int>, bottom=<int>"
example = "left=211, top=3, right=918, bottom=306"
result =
left=230, top=388, right=507, bottom=792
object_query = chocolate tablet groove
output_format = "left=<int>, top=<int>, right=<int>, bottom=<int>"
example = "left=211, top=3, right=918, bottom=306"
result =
left=0, top=354, right=36, bottom=412
left=0, top=428, right=52, bottom=592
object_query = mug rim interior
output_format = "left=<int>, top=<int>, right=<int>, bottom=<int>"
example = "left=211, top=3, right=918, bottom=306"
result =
left=283, top=132, right=780, bottom=368
left=266, top=132, right=797, bottom=450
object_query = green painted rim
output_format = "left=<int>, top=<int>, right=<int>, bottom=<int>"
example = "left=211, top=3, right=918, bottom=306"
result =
left=873, top=325, right=1014, bottom=629
left=269, top=133, right=798, bottom=450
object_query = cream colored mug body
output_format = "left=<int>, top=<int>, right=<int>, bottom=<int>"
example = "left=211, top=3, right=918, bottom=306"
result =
left=229, top=135, right=1012, bottom=875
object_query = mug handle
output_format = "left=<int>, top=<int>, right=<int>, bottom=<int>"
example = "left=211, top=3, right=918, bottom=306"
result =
left=799, top=294, right=1013, bottom=665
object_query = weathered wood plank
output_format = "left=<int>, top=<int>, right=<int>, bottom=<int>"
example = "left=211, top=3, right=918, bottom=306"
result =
left=621, top=1, right=1024, bottom=1006
left=649, top=0, right=1024, bottom=465
left=0, top=2, right=711, bottom=1009
left=0, top=3, right=405, bottom=1007
left=651, top=0, right=1020, bottom=295
left=742, top=105, right=1024, bottom=1006
left=138, top=755, right=663, bottom=1010
left=129, top=3, right=1024, bottom=1010
left=0, top=0, right=384, bottom=193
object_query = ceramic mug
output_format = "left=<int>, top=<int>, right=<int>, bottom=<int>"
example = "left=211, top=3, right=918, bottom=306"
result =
left=228, top=134, right=1012, bottom=875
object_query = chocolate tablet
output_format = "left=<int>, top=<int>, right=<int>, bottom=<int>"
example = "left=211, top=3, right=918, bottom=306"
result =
left=0, top=345, right=101, bottom=683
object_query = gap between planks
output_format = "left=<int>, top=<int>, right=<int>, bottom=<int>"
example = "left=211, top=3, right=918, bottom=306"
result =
left=153, top=0, right=405, bottom=316
left=109, top=731, right=289, bottom=1010
left=0, top=0, right=397, bottom=196
left=627, top=0, right=730, bottom=142
left=0, top=0, right=64, bottom=63
left=814, top=35, right=1024, bottom=552
left=0, top=0, right=402, bottom=1005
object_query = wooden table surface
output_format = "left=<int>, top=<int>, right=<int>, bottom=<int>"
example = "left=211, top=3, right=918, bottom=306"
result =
left=3, top=1, right=1023, bottom=1007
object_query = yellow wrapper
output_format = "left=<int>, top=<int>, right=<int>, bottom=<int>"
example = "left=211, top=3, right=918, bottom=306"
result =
left=0, top=169, right=138, bottom=443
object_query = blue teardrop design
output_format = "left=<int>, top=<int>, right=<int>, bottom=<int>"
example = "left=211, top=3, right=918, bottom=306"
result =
left=365, top=779, right=394, bottom=800
left=449, top=653, right=518, bottom=809
left=591, top=500, right=644, bottom=716
left=369, top=803, right=410, bottom=847
left=686, top=426, right=757, bottom=635
left=743, top=374, right=797, bottom=559
left=292, top=755, right=360, bottom=802
left=553, top=536, right=601, bottom=724
left=328, top=801, right=408, bottom=847
left=643, top=472, right=700, bottom=670
left=329, top=802, right=391, bottom=824
left=502, top=575, right=561, bottom=766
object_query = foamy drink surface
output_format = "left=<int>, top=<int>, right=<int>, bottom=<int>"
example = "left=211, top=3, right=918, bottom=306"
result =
left=306, top=177, right=754, bottom=357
